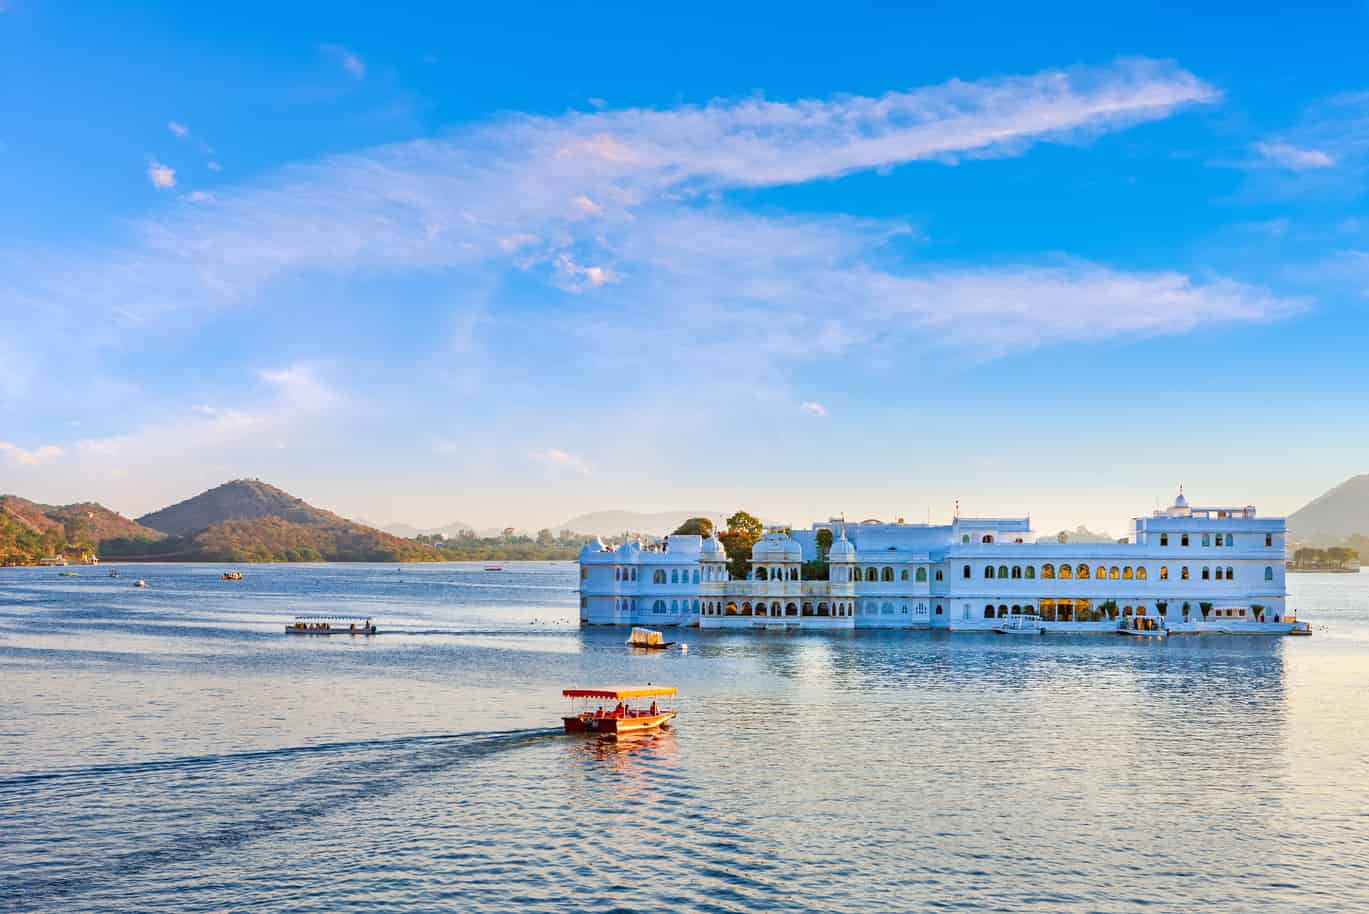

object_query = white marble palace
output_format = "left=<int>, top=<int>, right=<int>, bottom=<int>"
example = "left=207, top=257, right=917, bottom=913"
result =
left=577, top=492, right=1295, bottom=633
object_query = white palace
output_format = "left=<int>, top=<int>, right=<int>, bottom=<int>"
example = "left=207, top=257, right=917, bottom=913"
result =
left=577, top=492, right=1296, bottom=634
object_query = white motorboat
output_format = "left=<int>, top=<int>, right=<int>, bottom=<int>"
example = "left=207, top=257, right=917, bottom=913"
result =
left=994, top=614, right=1044, bottom=635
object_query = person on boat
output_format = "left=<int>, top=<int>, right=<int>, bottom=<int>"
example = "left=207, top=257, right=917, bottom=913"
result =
left=594, top=706, right=604, bottom=719
left=649, top=700, right=658, bottom=716
left=613, top=701, right=624, bottom=718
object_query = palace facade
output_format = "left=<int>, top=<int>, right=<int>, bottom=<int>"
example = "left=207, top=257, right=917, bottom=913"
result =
left=577, top=492, right=1293, bottom=633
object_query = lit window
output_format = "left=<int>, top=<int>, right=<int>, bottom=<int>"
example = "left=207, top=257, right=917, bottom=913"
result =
left=1181, top=566, right=1190, bottom=580
left=1025, top=566, right=1036, bottom=579
left=1137, top=566, right=1147, bottom=580
left=1042, top=564, right=1055, bottom=580
left=1077, top=564, right=1090, bottom=579
left=1109, top=566, right=1120, bottom=580
left=1226, top=566, right=1234, bottom=580
left=1096, top=566, right=1106, bottom=581
left=1265, top=533, right=1273, bottom=547
left=1123, top=566, right=1134, bottom=580
left=982, top=535, right=993, bottom=544
left=1215, top=534, right=1224, bottom=547
left=1160, top=566, right=1169, bottom=580
left=1060, top=564, right=1073, bottom=580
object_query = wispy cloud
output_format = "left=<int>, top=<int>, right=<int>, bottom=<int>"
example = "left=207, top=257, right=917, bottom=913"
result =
left=0, top=441, right=65, bottom=466
left=257, top=363, right=342, bottom=410
left=168, top=121, right=189, bottom=139
left=321, top=43, right=366, bottom=79
left=530, top=448, right=591, bottom=476
left=146, top=160, right=176, bottom=188
left=801, top=401, right=828, bottom=417
left=1252, top=141, right=1335, bottom=171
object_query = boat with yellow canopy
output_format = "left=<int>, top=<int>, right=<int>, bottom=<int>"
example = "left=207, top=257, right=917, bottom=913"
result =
left=561, top=686, right=677, bottom=736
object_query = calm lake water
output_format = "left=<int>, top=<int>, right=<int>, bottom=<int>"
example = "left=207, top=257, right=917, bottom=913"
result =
left=2, top=563, right=1368, bottom=913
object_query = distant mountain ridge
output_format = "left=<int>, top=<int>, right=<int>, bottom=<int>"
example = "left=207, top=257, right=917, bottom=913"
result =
left=553, top=509, right=732, bottom=537
left=1288, top=474, right=1369, bottom=542
left=364, top=519, right=476, bottom=540
left=137, top=479, right=335, bottom=536
left=1, top=495, right=163, bottom=543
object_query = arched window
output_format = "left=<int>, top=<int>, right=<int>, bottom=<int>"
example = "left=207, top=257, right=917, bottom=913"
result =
left=614, top=568, right=621, bottom=581
left=1025, top=566, right=1036, bottom=580
left=1060, top=564, right=1073, bottom=580
left=1109, top=566, right=1120, bottom=580
left=1077, top=564, right=1090, bottom=579
left=1265, top=533, right=1273, bottom=547
left=1160, top=566, right=1169, bottom=580
left=692, top=599, right=699, bottom=612
left=1201, top=566, right=1210, bottom=580
left=900, top=568, right=909, bottom=581
left=984, top=605, right=995, bottom=619
left=866, top=567, right=878, bottom=582
left=1011, top=604, right=1022, bottom=615
left=786, top=602, right=798, bottom=616
left=1226, top=566, right=1234, bottom=580
left=1011, top=565, right=1022, bottom=579
left=692, top=569, right=700, bottom=584
left=653, top=569, right=666, bottom=584
left=631, top=568, right=638, bottom=581
left=998, top=565, right=1009, bottom=579
left=653, top=599, right=666, bottom=612
left=962, top=564, right=971, bottom=579
left=998, top=605, right=1009, bottom=618
left=882, top=602, right=893, bottom=615
left=1181, top=566, right=1190, bottom=580
left=756, top=567, right=768, bottom=581
left=882, top=567, right=894, bottom=582
left=1122, top=566, right=1134, bottom=580
left=1181, top=534, right=1190, bottom=547
left=982, top=534, right=994, bottom=544
left=1042, top=564, right=1055, bottom=579
left=1024, top=604, right=1035, bottom=615
left=1264, top=565, right=1273, bottom=581
left=670, top=599, right=678, bottom=611
left=1202, top=534, right=1210, bottom=547
left=670, top=569, right=679, bottom=584
left=1136, top=566, right=1147, bottom=580
left=935, top=604, right=943, bottom=615
left=985, top=565, right=995, bottom=579
left=962, top=534, right=970, bottom=544
left=741, top=602, right=752, bottom=615
left=916, top=567, right=927, bottom=582
left=1215, top=534, right=1224, bottom=547
left=935, top=568, right=943, bottom=581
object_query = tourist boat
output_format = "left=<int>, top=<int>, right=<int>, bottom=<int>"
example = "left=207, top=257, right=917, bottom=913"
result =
left=994, top=614, right=1044, bottom=635
left=133, top=579, right=147, bottom=588
left=484, top=566, right=503, bottom=572
left=222, top=571, right=244, bottom=580
left=561, top=686, right=677, bottom=736
left=285, top=614, right=377, bottom=635
left=626, top=627, right=675, bottom=650
left=1288, top=620, right=1313, bottom=636
left=1120, top=617, right=1167, bottom=638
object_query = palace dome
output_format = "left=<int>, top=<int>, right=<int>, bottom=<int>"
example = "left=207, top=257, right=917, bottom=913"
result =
left=700, top=533, right=728, bottom=560
left=579, top=538, right=608, bottom=557
left=827, top=532, right=856, bottom=562
left=751, top=529, right=802, bottom=563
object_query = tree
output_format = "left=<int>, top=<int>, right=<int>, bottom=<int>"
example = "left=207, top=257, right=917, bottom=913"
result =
left=719, top=530, right=754, bottom=581
left=536, top=528, right=554, bottom=546
left=672, top=517, right=714, bottom=538
left=816, top=528, right=833, bottom=561
left=726, top=511, right=763, bottom=540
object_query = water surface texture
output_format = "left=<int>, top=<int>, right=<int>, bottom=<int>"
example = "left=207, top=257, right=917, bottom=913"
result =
left=3, top=563, right=1368, bottom=912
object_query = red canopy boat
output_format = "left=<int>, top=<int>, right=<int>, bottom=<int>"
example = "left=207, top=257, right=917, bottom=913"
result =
left=561, top=686, right=677, bottom=736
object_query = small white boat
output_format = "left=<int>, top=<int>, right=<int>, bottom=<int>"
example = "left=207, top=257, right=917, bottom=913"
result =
left=133, top=580, right=148, bottom=588
left=994, top=614, right=1044, bottom=635
left=286, top=614, right=376, bottom=635
left=1288, top=621, right=1313, bottom=636
left=626, top=627, right=675, bottom=650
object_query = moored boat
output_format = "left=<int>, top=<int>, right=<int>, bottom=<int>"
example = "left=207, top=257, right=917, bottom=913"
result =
left=994, top=614, right=1044, bottom=635
left=626, top=627, right=675, bottom=650
left=285, top=614, right=377, bottom=635
left=133, top=579, right=147, bottom=588
left=222, top=571, right=244, bottom=581
left=562, top=686, right=677, bottom=736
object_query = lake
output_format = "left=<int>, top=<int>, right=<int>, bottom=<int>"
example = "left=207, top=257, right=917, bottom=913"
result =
left=2, top=563, right=1368, bottom=912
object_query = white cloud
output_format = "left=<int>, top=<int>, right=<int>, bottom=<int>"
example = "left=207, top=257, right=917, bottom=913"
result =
left=257, top=364, right=342, bottom=410
left=554, top=253, right=618, bottom=290
left=321, top=43, right=366, bottom=79
left=1253, top=141, right=1334, bottom=171
left=571, top=194, right=601, bottom=214
left=531, top=448, right=591, bottom=476
left=0, top=441, right=65, bottom=466
left=207, top=161, right=222, bottom=172
left=146, top=160, right=176, bottom=188
left=168, top=121, right=190, bottom=139
left=801, top=402, right=827, bottom=417
left=184, top=191, right=214, bottom=203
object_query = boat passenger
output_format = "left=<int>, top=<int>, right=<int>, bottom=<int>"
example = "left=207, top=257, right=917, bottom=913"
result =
left=649, top=701, right=658, bottom=716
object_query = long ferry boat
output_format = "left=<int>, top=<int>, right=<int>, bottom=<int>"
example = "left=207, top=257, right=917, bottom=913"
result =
left=286, top=615, right=377, bottom=635
left=578, top=490, right=1308, bottom=636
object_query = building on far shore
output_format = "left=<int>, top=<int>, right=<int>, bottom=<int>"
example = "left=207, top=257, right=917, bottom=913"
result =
left=578, top=492, right=1295, bottom=633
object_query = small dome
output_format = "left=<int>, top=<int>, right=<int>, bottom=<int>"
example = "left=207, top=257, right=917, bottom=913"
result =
left=579, top=538, right=608, bottom=557
left=1174, top=490, right=1188, bottom=508
left=827, top=532, right=855, bottom=561
left=751, top=529, right=802, bottom=563
left=615, top=539, right=640, bottom=555
left=700, top=533, right=728, bottom=560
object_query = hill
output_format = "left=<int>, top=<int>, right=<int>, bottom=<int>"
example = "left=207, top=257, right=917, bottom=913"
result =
left=137, top=479, right=337, bottom=536
left=1037, top=525, right=1117, bottom=544
left=1, top=495, right=163, bottom=564
left=553, top=509, right=732, bottom=537
left=1288, top=474, right=1369, bottom=542
left=366, top=519, right=476, bottom=540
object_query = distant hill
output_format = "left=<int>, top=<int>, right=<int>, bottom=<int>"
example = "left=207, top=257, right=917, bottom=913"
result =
left=1037, top=525, right=1117, bottom=544
left=554, top=510, right=732, bottom=537
left=121, top=479, right=449, bottom=563
left=0, top=495, right=163, bottom=565
left=1288, top=474, right=1369, bottom=542
left=365, top=519, right=475, bottom=540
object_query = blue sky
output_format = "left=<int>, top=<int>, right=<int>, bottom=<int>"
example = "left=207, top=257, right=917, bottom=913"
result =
left=2, top=1, right=1368, bottom=534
